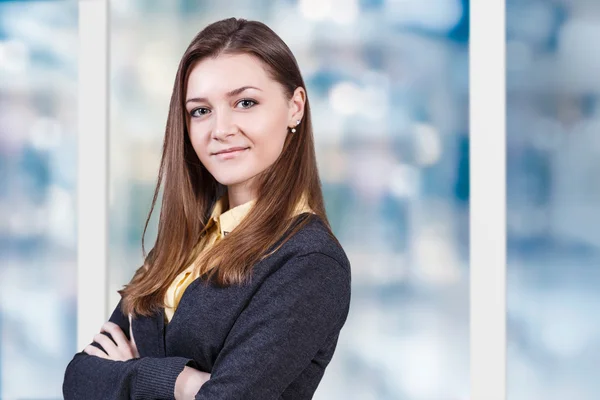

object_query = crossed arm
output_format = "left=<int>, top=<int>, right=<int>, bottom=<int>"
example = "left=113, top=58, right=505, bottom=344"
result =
left=63, top=252, right=350, bottom=400
left=81, top=317, right=209, bottom=399
left=62, top=299, right=208, bottom=400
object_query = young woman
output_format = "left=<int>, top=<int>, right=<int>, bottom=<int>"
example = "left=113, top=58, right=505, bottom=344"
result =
left=63, top=17, right=351, bottom=400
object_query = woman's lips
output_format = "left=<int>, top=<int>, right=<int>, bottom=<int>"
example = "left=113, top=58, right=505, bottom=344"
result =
left=214, top=147, right=249, bottom=159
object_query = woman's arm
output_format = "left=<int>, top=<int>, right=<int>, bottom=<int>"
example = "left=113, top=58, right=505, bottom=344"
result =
left=193, top=252, right=351, bottom=400
left=62, top=299, right=197, bottom=400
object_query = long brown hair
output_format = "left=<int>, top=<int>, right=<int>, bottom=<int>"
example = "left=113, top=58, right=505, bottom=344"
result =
left=119, top=18, right=339, bottom=317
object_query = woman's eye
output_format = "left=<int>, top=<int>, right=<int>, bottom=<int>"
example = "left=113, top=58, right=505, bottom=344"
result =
left=190, top=108, right=210, bottom=118
left=237, top=99, right=257, bottom=109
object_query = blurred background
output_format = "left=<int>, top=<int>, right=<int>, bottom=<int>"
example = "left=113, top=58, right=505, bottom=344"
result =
left=506, top=1, right=600, bottom=399
left=0, top=1, right=79, bottom=399
left=0, top=0, right=469, bottom=399
left=108, top=1, right=470, bottom=400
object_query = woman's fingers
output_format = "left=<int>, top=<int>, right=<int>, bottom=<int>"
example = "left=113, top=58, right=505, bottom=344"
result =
left=93, top=333, right=119, bottom=357
left=85, top=321, right=137, bottom=361
left=83, top=344, right=109, bottom=359
left=101, top=322, right=130, bottom=350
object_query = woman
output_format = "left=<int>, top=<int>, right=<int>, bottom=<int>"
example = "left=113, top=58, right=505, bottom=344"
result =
left=63, top=17, right=351, bottom=400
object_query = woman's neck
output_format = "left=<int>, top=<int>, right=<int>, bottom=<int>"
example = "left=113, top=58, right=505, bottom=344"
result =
left=226, top=186, right=256, bottom=209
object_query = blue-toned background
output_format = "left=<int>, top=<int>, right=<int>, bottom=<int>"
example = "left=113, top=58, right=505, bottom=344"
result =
left=0, top=1, right=78, bottom=399
left=506, top=1, right=600, bottom=399
left=0, top=0, right=469, bottom=399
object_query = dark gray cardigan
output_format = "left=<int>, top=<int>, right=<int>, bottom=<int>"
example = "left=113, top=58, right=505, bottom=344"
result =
left=63, top=214, right=352, bottom=400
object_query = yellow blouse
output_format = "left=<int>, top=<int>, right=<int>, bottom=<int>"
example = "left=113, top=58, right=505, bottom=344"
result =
left=163, top=193, right=314, bottom=324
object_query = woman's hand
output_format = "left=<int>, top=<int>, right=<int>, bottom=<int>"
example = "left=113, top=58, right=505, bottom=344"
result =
left=83, top=320, right=139, bottom=361
left=174, top=366, right=211, bottom=400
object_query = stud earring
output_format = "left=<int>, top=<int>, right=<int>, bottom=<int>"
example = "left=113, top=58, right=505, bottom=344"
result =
left=291, top=120, right=301, bottom=133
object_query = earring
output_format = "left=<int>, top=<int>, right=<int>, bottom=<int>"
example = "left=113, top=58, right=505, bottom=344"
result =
left=290, top=120, right=300, bottom=133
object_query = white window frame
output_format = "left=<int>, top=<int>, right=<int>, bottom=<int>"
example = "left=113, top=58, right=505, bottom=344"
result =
left=470, top=0, right=507, bottom=399
left=77, top=0, right=108, bottom=351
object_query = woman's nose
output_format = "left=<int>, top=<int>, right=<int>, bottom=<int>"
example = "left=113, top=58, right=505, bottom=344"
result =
left=212, top=109, right=237, bottom=140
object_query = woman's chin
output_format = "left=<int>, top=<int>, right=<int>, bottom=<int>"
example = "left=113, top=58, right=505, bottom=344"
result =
left=214, top=175, right=253, bottom=188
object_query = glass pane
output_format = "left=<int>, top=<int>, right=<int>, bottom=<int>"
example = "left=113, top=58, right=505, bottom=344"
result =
left=109, top=1, right=469, bottom=399
left=0, top=1, right=78, bottom=398
left=507, top=1, right=600, bottom=399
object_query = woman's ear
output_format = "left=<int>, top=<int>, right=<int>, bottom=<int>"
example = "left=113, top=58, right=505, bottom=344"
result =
left=288, top=87, right=306, bottom=127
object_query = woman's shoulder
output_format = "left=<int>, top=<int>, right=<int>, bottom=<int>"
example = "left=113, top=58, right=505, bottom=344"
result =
left=279, top=213, right=351, bottom=274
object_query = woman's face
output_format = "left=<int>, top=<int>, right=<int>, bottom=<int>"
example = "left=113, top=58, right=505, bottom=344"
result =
left=185, top=53, right=305, bottom=202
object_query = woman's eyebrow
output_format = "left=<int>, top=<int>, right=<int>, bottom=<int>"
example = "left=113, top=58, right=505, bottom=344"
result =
left=226, top=85, right=261, bottom=97
left=186, top=86, right=262, bottom=105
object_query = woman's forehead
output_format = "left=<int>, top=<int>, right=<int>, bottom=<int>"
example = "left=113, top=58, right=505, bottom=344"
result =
left=186, top=54, right=276, bottom=96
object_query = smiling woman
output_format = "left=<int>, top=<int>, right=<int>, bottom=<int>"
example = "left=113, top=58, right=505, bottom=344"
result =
left=63, top=17, right=351, bottom=400
left=184, top=54, right=306, bottom=208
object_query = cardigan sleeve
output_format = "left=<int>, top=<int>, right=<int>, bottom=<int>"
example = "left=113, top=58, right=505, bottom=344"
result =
left=62, top=299, right=195, bottom=400
left=194, top=252, right=352, bottom=400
